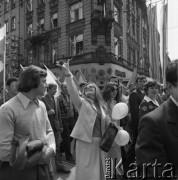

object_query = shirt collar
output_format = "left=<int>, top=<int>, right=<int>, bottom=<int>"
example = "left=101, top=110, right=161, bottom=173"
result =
left=144, top=95, right=159, bottom=106
left=170, top=95, right=178, bottom=108
left=17, top=92, right=39, bottom=109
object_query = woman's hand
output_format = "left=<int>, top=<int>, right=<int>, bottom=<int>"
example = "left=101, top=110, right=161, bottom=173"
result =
left=56, top=59, right=71, bottom=75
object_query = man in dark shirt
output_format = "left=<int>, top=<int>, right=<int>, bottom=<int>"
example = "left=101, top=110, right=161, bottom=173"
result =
left=123, top=76, right=147, bottom=177
left=42, top=83, right=70, bottom=174
left=58, top=83, right=76, bottom=163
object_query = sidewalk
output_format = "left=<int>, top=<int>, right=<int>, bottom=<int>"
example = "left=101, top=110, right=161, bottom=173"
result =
left=54, top=160, right=76, bottom=180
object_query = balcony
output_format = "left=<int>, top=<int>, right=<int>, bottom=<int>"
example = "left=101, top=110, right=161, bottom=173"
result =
left=37, top=4, right=45, bottom=15
left=49, top=0, right=58, bottom=9
left=66, top=19, right=85, bottom=35
left=91, top=10, right=114, bottom=34
left=26, top=11, right=33, bottom=21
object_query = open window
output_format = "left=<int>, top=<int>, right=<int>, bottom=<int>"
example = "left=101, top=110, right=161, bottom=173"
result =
left=51, top=13, right=58, bottom=29
left=69, top=34, right=83, bottom=56
left=70, top=2, right=83, bottom=23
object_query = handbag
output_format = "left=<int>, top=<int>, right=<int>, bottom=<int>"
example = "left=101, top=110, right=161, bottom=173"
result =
left=10, top=135, right=44, bottom=170
left=100, top=122, right=118, bottom=152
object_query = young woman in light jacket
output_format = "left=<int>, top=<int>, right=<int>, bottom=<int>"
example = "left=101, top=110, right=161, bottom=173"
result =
left=58, top=60, right=110, bottom=180
left=102, top=82, right=122, bottom=178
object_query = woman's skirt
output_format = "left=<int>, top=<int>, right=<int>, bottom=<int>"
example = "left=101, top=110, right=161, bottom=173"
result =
left=75, top=137, right=106, bottom=180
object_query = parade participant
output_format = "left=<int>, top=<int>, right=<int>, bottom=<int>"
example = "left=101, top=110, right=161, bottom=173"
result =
left=58, top=60, right=109, bottom=180
left=162, top=87, right=170, bottom=102
left=42, top=83, right=70, bottom=174
left=0, top=65, right=55, bottom=180
left=136, top=59, right=178, bottom=179
left=0, top=77, right=19, bottom=106
left=102, top=82, right=122, bottom=178
left=139, top=81, right=159, bottom=118
left=124, top=76, right=147, bottom=175
left=79, top=82, right=88, bottom=95
left=58, top=83, right=76, bottom=163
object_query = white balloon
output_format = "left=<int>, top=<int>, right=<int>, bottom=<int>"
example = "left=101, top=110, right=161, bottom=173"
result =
left=115, top=130, right=130, bottom=146
left=112, top=103, right=128, bottom=120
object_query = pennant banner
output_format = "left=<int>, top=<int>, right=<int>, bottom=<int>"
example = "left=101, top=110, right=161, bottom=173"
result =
left=44, top=64, right=61, bottom=97
left=159, top=1, right=168, bottom=88
left=0, top=25, right=6, bottom=88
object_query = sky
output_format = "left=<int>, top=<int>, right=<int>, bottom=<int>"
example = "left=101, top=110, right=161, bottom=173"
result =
left=147, top=0, right=178, bottom=60
left=167, top=0, right=178, bottom=60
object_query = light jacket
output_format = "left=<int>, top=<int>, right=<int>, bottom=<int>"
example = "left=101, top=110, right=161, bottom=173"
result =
left=65, top=75, right=108, bottom=143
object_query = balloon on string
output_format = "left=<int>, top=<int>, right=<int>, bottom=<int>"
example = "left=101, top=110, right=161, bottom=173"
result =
left=112, top=103, right=129, bottom=121
left=115, top=130, right=130, bottom=146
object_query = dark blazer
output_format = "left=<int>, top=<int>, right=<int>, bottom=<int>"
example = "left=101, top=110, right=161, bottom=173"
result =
left=129, top=89, right=144, bottom=137
left=139, top=98, right=159, bottom=118
left=136, top=98, right=178, bottom=178
left=42, top=95, right=63, bottom=132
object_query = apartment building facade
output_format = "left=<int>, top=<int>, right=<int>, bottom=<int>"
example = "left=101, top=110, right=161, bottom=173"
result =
left=0, top=0, right=149, bottom=87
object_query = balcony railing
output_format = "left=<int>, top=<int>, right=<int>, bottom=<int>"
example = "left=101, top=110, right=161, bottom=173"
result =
left=49, top=0, right=58, bottom=9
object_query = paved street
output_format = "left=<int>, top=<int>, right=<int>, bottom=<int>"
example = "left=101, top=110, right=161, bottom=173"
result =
left=53, top=160, right=76, bottom=180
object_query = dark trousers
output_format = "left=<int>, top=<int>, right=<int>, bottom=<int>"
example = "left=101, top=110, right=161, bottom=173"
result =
left=54, top=131, right=64, bottom=169
left=122, top=131, right=137, bottom=178
left=61, top=117, right=75, bottom=160
left=0, top=162, right=50, bottom=180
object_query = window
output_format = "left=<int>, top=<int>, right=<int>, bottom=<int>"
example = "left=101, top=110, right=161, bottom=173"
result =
left=51, top=13, right=58, bottom=29
left=27, top=49, right=33, bottom=64
left=27, top=23, right=33, bottom=37
left=39, top=44, right=44, bottom=62
left=133, top=49, right=136, bottom=65
left=5, top=21, right=9, bottom=33
left=137, top=52, right=140, bottom=66
left=114, top=37, right=122, bottom=57
left=70, top=2, right=83, bottom=23
left=114, top=5, right=121, bottom=24
left=11, top=0, right=16, bottom=9
left=136, top=19, right=140, bottom=42
left=132, top=16, right=135, bottom=37
left=11, top=16, right=16, bottom=30
left=127, top=45, right=131, bottom=62
left=38, top=18, right=45, bottom=33
left=27, top=0, right=32, bottom=12
left=127, top=16, right=130, bottom=34
left=6, top=42, right=10, bottom=56
left=51, top=41, right=58, bottom=64
left=70, top=34, right=83, bottom=56
left=4, top=0, right=9, bottom=12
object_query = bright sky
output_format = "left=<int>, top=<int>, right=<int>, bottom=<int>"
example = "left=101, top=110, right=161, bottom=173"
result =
left=147, top=0, right=178, bottom=61
left=167, top=0, right=178, bottom=60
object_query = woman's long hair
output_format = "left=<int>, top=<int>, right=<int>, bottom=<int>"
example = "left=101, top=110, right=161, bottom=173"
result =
left=83, top=82, right=104, bottom=109
left=102, top=82, right=118, bottom=102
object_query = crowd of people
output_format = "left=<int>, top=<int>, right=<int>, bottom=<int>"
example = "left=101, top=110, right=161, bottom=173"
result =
left=0, top=58, right=177, bottom=180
